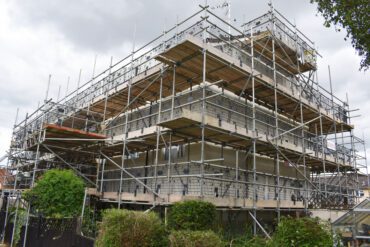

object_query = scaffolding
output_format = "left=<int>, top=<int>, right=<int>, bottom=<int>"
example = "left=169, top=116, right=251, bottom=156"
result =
left=2, top=3, right=368, bottom=239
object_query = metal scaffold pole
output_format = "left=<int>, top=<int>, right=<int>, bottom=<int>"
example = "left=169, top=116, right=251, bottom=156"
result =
left=10, top=192, right=20, bottom=247
left=328, top=65, right=342, bottom=204
left=154, top=68, right=164, bottom=201
left=294, top=22, right=308, bottom=214
left=270, top=6, right=281, bottom=223
left=118, top=27, right=136, bottom=209
left=71, top=70, right=82, bottom=129
left=363, top=133, right=369, bottom=186
left=22, top=110, right=45, bottom=247
left=1, top=194, right=10, bottom=244
left=200, top=3, right=208, bottom=198
left=250, top=25, right=257, bottom=235
left=167, top=133, right=172, bottom=201
left=347, top=93, right=359, bottom=203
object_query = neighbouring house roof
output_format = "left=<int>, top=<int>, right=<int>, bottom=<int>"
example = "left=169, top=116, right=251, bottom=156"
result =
left=0, top=168, right=12, bottom=189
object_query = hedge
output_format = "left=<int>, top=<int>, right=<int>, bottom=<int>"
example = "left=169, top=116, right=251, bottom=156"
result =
left=95, top=209, right=168, bottom=247
left=169, top=230, right=224, bottom=247
left=168, top=200, right=216, bottom=231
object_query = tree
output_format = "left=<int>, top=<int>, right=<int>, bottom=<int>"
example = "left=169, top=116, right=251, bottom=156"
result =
left=24, top=169, right=85, bottom=217
left=310, top=0, right=370, bottom=70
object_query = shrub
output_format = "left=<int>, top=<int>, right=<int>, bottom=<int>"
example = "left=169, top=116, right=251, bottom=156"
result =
left=81, top=207, right=98, bottom=237
left=10, top=208, right=28, bottom=246
left=230, top=235, right=268, bottom=247
left=169, top=230, right=224, bottom=247
left=95, top=209, right=168, bottom=247
left=271, top=216, right=333, bottom=247
left=168, top=200, right=216, bottom=231
left=24, top=169, right=84, bottom=217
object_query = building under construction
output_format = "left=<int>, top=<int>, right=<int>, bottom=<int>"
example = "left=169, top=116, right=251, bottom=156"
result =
left=3, top=4, right=368, bottom=234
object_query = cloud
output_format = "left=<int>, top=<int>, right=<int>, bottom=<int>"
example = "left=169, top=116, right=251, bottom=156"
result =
left=8, top=0, right=320, bottom=51
left=9, top=0, right=201, bottom=51
left=0, top=0, right=369, bottom=169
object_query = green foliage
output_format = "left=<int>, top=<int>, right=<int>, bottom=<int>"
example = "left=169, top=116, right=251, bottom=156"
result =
left=270, top=216, right=333, bottom=247
left=311, top=0, right=370, bottom=70
left=81, top=207, right=98, bottom=238
left=227, top=224, right=269, bottom=247
left=95, top=209, right=168, bottom=247
left=23, top=169, right=84, bottom=217
left=333, top=229, right=344, bottom=247
left=10, top=208, right=28, bottom=246
left=168, top=200, right=216, bottom=231
left=230, top=235, right=268, bottom=247
left=169, top=230, right=224, bottom=247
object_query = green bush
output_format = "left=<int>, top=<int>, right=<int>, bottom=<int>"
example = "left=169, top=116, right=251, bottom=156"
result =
left=168, top=200, right=216, bottom=231
left=24, top=169, right=84, bottom=217
left=169, top=230, right=224, bottom=247
left=230, top=235, right=268, bottom=247
left=81, top=207, right=98, bottom=237
left=10, top=208, right=28, bottom=246
left=271, top=216, right=333, bottom=247
left=95, top=209, right=168, bottom=247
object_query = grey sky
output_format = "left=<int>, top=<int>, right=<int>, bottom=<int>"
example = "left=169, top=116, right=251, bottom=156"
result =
left=0, top=0, right=369, bottom=166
